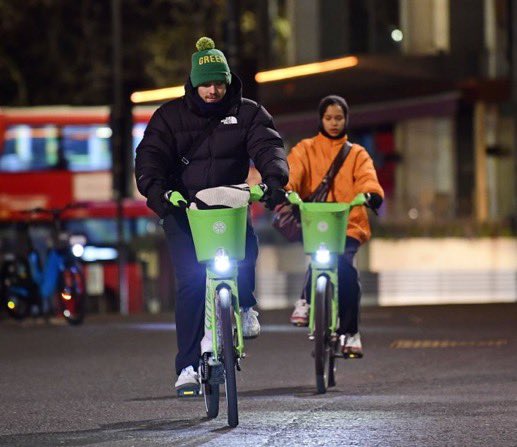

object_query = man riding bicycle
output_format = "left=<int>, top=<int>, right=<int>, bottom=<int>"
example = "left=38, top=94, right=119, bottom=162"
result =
left=135, top=37, right=288, bottom=395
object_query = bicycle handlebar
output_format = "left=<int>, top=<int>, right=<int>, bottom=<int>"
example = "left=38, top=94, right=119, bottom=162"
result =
left=286, top=191, right=367, bottom=208
left=166, top=184, right=267, bottom=209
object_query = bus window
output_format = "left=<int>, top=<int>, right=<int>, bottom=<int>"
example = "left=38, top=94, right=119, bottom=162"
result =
left=62, top=125, right=111, bottom=171
left=0, top=125, right=59, bottom=171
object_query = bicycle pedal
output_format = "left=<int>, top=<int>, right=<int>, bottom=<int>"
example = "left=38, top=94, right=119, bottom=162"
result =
left=176, top=385, right=201, bottom=397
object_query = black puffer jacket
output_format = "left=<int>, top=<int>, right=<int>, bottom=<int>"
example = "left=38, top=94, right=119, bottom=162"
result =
left=135, top=74, right=289, bottom=218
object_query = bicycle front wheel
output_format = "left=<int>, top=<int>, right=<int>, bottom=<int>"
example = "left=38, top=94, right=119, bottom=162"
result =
left=202, top=358, right=220, bottom=419
left=219, top=287, right=238, bottom=428
left=314, top=275, right=332, bottom=394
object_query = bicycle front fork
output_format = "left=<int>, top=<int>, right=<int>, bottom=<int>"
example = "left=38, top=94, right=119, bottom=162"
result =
left=204, top=267, right=244, bottom=363
left=308, top=267, right=339, bottom=337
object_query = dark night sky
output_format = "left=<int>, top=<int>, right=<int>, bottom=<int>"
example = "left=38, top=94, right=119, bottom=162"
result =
left=0, top=1, right=236, bottom=106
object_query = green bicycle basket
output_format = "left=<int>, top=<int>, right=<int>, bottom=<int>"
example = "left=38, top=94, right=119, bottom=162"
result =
left=299, top=202, right=351, bottom=254
left=186, top=206, right=248, bottom=262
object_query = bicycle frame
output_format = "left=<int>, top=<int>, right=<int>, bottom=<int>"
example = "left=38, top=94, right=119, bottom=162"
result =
left=168, top=184, right=265, bottom=425
left=287, top=191, right=367, bottom=392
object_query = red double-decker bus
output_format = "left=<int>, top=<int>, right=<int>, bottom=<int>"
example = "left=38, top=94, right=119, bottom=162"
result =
left=0, top=106, right=167, bottom=314
left=0, top=105, right=160, bottom=214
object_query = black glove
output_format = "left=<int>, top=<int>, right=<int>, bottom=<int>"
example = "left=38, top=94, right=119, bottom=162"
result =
left=145, top=184, right=171, bottom=218
left=365, top=192, right=383, bottom=210
left=264, top=187, right=287, bottom=210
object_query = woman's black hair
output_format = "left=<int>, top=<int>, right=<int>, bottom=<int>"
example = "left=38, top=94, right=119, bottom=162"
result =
left=318, top=95, right=349, bottom=139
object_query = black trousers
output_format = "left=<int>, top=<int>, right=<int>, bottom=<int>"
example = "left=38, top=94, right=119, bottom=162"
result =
left=305, top=237, right=361, bottom=335
left=162, top=210, right=258, bottom=375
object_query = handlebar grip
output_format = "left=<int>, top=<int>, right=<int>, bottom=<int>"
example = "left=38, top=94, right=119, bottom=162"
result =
left=166, top=191, right=189, bottom=208
left=286, top=191, right=302, bottom=205
left=249, top=184, right=266, bottom=203
left=349, top=193, right=367, bottom=208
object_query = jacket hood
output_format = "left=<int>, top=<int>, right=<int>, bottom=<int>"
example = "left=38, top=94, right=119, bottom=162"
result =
left=184, top=72, right=243, bottom=116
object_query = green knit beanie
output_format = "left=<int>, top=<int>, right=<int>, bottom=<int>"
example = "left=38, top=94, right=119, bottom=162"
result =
left=190, top=37, right=232, bottom=87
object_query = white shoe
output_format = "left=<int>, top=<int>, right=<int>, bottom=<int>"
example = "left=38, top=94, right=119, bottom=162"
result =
left=290, top=299, right=309, bottom=326
left=174, top=366, right=200, bottom=396
left=200, top=332, right=213, bottom=354
left=200, top=325, right=222, bottom=353
left=340, top=332, right=363, bottom=359
left=241, top=307, right=260, bottom=338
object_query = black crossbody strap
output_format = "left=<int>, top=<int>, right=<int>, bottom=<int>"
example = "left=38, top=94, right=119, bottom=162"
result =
left=308, top=141, right=352, bottom=202
left=324, top=141, right=352, bottom=184
left=180, top=117, right=221, bottom=166
left=180, top=102, right=244, bottom=166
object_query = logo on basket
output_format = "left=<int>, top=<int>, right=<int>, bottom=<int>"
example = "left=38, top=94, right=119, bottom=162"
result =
left=213, top=221, right=227, bottom=234
left=317, top=221, right=329, bottom=232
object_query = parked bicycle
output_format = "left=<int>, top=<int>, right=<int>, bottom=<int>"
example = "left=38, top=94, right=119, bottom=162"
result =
left=167, top=184, right=266, bottom=428
left=286, top=191, right=367, bottom=393
left=1, top=205, right=86, bottom=325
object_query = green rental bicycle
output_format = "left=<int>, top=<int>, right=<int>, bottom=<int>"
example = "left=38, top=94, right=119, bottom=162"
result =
left=167, top=184, right=265, bottom=428
left=286, top=191, right=367, bottom=394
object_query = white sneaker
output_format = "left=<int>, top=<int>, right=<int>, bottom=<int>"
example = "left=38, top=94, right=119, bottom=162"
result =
left=174, top=366, right=200, bottom=396
left=290, top=299, right=309, bottom=326
left=200, top=325, right=222, bottom=353
left=200, top=331, right=213, bottom=354
left=241, top=307, right=260, bottom=338
left=340, top=332, right=363, bottom=359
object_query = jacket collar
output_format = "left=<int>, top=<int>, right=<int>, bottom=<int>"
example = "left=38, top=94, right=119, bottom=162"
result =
left=315, top=132, right=348, bottom=147
left=184, top=72, right=242, bottom=117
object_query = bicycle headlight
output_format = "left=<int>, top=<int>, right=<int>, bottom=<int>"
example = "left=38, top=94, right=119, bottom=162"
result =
left=315, top=246, right=331, bottom=264
left=214, top=250, right=231, bottom=273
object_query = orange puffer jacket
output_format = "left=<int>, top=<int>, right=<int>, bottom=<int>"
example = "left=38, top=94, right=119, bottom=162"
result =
left=286, top=133, right=384, bottom=244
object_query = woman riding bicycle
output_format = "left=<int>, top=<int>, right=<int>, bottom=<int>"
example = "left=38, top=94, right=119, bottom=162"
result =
left=286, top=95, right=384, bottom=358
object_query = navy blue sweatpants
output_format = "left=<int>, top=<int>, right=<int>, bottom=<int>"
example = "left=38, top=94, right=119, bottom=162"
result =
left=162, top=209, right=258, bottom=375
left=305, top=237, right=361, bottom=335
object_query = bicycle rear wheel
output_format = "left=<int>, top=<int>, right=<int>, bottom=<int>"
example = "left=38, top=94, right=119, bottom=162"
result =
left=219, top=287, right=238, bottom=427
left=314, top=275, right=332, bottom=394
